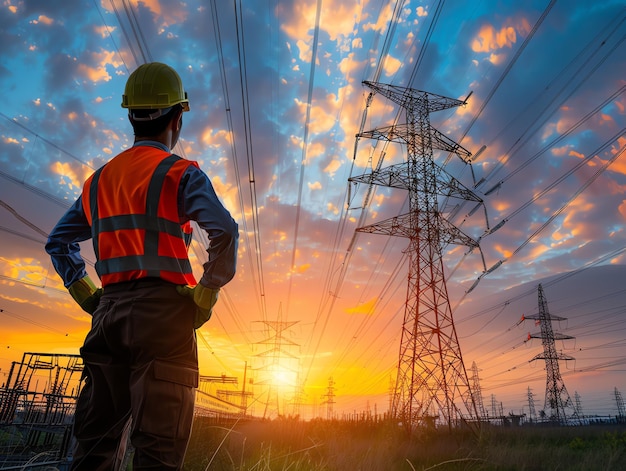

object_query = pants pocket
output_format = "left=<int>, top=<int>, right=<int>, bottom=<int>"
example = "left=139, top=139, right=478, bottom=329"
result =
left=134, top=360, right=198, bottom=440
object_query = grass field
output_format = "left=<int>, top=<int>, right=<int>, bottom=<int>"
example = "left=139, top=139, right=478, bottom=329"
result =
left=184, top=417, right=626, bottom=470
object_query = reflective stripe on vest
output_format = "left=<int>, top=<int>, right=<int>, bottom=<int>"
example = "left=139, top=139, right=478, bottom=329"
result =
left=83, top=147, right=197, bottom=286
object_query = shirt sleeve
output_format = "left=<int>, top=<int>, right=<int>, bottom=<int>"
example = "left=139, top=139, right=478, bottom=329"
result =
left=45, top=196, right=92, bottom=288
left=180, top=165, right=239, bottom=289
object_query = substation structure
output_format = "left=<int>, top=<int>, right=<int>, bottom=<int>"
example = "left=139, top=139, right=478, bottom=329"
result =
left=0, top=352, right=82, bottom=469
left=0, top=353, right=246, bottom=469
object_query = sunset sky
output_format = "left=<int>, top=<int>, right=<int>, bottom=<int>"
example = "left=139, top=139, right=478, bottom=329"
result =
left=1, top=0, right=625, bottom=420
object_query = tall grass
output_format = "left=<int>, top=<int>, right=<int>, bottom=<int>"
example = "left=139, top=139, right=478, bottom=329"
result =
left=184, top=417, right=626, bottom=470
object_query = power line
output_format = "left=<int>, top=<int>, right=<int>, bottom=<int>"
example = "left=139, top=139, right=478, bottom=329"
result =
left=285, top=0, right=323, bottom=319
left=209, top=0, right=265, bottom=320
left=232, top=0, right=268, bottom=321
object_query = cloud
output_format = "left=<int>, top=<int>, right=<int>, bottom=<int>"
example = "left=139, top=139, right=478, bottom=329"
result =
left=31, top=15, right=54, bottom=25
left=76, top=49, right=124, bottom=83
left=323, top=158, right=342, bottom=177
left=382, top=54, right=402, bottom=76
left=362, top=3, right=392, bottom=33
left=345, top=297, right=376, bottom=315
left=277, top=2, right=318, bottom=41
left=471, top=24, right=517, bottom=53
left=50, top=161, right=86, bottom=191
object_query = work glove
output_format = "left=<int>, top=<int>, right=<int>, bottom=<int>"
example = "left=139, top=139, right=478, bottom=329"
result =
left=68, top=275, right=102, bottom=315
left=176, top=283, right=220, bottom=329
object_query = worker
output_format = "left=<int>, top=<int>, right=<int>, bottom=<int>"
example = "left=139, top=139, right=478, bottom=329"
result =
left=45, top=62, right=238, bottom=470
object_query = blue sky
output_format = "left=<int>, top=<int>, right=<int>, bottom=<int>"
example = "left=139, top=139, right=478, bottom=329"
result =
left=1, top=0, right=625, bottom=419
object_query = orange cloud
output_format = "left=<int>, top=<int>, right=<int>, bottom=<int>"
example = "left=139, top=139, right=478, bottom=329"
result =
left=31, top=15, right=54, bottom=25
left=278, top=1, right=360, bottom=42
left=493, top=244, right=513, bottom=259
left=320, top=1, right=361, bottom=41
left=50, top=161, right=90, bottom=191
left=362, top=3, right=393, bottom=33
left=293, top=263, right=311, bottom=274
left=382, top=54, right=402, bottom=77
left=77, top=50, right=124, bottom=83
left=94, top=25, right=113, bottom=38
left=326, top=202, right=340, bottom=215
left=345, top=297, right=377, bottom=315
left=2, top=136, right=20, bottom=145
left=0, top=257, right=63, bottom=292
left=338, top=52, right=363, bottom=81
left=100, top=0, right=186, bottom=25
left=323, top=158, right=342, bottom=177
left=471, top=24, right=517, bottom=53
left=618, top=200, right=626, bottom=220
left=200, top=127, right=231, bottom=147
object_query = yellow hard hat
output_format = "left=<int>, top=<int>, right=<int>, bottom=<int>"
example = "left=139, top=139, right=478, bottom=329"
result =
left=121, top=62, right=189, bottom=111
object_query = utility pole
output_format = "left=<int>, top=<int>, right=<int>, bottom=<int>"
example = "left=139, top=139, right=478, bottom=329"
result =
left=350, top=81, right=483, bottom=432
left=526, top=284, right=577, bottom=424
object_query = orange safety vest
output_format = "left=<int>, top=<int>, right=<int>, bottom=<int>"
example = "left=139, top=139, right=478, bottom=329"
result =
left=82, top=145, right=198, bottom=287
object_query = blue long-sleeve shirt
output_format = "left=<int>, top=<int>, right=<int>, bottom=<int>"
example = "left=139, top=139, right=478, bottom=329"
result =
left=45, top=141, right=238, bottom=290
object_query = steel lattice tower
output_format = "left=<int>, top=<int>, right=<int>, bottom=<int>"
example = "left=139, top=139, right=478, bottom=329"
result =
left=527, top=387, right=537, bottom=423
left=526, top=284, right=577, bottom=424
left=614, top=387, right=625, bottom=420
left=470, top=361, right=487, bottom=420
left=350, top=81, right=482, bottom=432
left=254, top=319, right=300, bottom=418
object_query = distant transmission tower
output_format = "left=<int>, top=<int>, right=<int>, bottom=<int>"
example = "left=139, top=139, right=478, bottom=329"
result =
left=574, top=391, right=584, bottom=418
left=525, top=284, right=577, bottom=424
left=321, top=377, right=336, bottom=420
left=614, top=387, right=625, bottom=421
left=526, top=387, right=538, bottom=423
left=350, top=81, right=483, bottom=432
left=470, top=362, right=487, bottom=421
left=254, top=316, right=300, bottom=418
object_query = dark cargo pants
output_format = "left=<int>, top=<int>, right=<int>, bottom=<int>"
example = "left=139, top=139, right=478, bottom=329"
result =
left=70, top=279, right=199, bottom=470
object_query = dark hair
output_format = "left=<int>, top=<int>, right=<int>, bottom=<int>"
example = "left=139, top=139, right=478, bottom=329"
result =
left=128, top=105, right=181, bottom=137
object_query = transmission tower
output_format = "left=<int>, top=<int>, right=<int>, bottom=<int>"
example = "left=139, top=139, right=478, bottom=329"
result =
left=614, top=387, right=625, bottom=421
left=526, top=387, right=537, bottom=423
left=350, top=81, right=483, bottom=432
left=525, top=284, right=577, bottom=424
left=253, top=316, right=300, bottom=418
left=321, top=377, right=336, bottom=420
left=490, top=394, right=504, bottom=425
left=574, top=391, right=583, bottom=419
left=470, top=361, right=487, bottom=421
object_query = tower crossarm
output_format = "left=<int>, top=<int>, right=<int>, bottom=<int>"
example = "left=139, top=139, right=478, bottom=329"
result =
left=524, top=314, right=567, bottom=322
left=363, top=80, right=466, bottom=113
left=529, top=332, right=574, bottom=341
left=355, top=213, right=415, bottom=238
left=437, top=214, right=481, bottom=249
left=358, top=124, right=409, bottom=145
left=349, top=162, right=412, bottom=190
left=437, top=166, right=483, bottom=203
left=356, top=212, right=479, bottom=250
left=430, top=127, right=472, bottom=163
left=358, top=124, right=472, bottom=163
left=349, top=162, right=482, bottom=204
left=530, top=352, right=576, bottom=362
